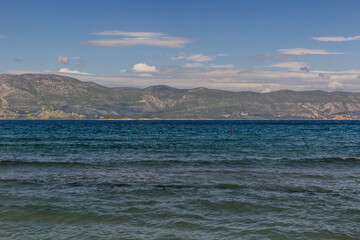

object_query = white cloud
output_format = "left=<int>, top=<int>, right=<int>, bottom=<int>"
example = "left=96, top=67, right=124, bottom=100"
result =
left=0, top=35, right=5, bottom=39
left=57, top=55, right=69, bottom=65
left=328, top=80, right=343, bottom=90
left=58, top=68, right=94, bottom=75
left=72, top=56, right=80, bottom=59
left=82, top=30, right=192, bottom=48
left=271, top=62, right=309, bottom=71
left=172, top=53, right=213, bottom=62
left=127, top=63, right=157, bottom=73
left=261, top=88, right=272, bottom=93
left=313, top=35, right=360, bottom=42
left=278, top=48, right=343, bottom=55
left=91, top=31, right=163, bottom=38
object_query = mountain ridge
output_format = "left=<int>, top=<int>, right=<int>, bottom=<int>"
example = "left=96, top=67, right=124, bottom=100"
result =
left=1, top=73, right=360, bottom=120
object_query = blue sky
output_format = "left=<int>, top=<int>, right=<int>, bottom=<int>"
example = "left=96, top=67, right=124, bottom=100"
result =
left=1, top=0, right=360, bottom=91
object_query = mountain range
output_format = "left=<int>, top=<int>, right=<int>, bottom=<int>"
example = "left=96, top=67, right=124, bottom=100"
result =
left=1, top=73, right=360, bottom=120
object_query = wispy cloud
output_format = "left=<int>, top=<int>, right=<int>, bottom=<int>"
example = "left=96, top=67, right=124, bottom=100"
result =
left=271, top=62, right=309, bottom=72
left=248, top=48, right=343, bottom=60
left=210, top=64, right=235, bottom=69
left=278, top=48, right=343, bottom=55
left=82, top=38, right=191, bottom=48
left=58, top=68, right=94, bottom=75
left=172, top=52, right=227, bottom=62
left=247, top=53, right=285, bottom=61
left=57, top=55, right=69, bottom=65
left=82, top=30, right=192, bottom=48
left=184, top=63, right=203, bottom=68
left=0, top=35, right=5, bottom=39
left=13, top=58, right=24, bottom=63
left=92, top=30, right=163, bottom=38
left=75, top=60, right=86, bottom=66
left=313, top=35, right=360, bottom=42
left=172, top=53, right=213, bottom=62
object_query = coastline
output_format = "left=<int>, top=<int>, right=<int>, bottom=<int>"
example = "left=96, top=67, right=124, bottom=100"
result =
left=1, top=118, right=360, bottom=121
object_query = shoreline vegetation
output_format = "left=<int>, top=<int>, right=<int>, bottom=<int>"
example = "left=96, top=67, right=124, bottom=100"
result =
left=1, top=118, right=360, bottom=121
left=100, top=116, right=152, bottom=120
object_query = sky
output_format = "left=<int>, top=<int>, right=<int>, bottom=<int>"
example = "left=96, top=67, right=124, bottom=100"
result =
left=1, top=0, right=360, bottom=92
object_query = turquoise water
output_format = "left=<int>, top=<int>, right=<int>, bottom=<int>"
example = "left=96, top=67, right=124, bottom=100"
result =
left=0, top=120, right=359, bottom=239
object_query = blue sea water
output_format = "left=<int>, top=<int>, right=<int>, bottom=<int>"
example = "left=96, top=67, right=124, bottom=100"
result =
left=0, top=120, right=359, bottom=239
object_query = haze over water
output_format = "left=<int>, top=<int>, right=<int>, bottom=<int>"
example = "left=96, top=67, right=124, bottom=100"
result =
left=0, top=120, right=359, bottom=239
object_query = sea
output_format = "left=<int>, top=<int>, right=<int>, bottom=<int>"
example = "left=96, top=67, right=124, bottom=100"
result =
left=0, top=120, right=359, bottom=239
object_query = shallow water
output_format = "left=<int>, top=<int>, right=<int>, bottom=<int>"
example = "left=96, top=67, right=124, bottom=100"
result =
left=0, top=120, right=359, bottom=239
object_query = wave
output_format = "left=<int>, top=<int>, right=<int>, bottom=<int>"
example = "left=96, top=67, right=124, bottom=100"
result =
left=1, top=156, right=359, bottom=168
left=275, top=156, right=360, bottom=166
left=2, top=179, right=358, bottom=197
left=0, top=160, right=89, bottom=167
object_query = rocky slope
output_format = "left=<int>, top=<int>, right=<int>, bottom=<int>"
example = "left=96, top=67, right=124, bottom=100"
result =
left=1, top=73, right=360, bottom=120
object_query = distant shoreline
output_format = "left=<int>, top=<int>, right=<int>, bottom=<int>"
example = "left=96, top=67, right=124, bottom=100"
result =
left=1, top=119, right=360, bottom=121
left=2, top=74, right=360, bottom=121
